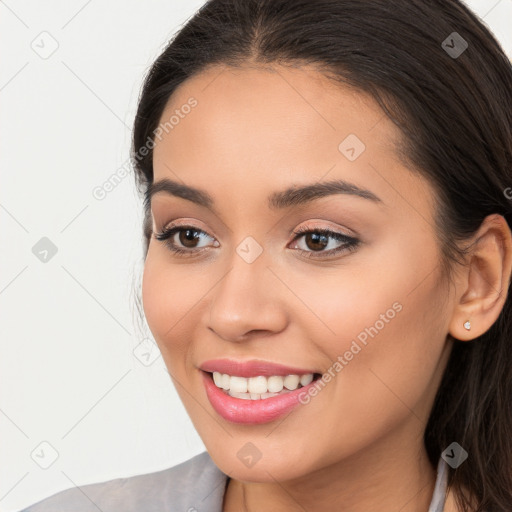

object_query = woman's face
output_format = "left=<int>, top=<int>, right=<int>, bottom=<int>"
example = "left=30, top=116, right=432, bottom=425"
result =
left=142, top=64, right=454, bottom=482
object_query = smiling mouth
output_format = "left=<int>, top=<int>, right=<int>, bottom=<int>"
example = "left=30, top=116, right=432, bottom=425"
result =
left=204, top=371, right=322, bottom=400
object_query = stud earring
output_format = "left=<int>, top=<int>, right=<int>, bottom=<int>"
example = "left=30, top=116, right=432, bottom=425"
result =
left=463, top=320, right=471, bottom=331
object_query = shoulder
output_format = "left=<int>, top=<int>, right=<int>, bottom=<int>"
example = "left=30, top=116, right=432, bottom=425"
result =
left=20, top=451, right=228, bottom=512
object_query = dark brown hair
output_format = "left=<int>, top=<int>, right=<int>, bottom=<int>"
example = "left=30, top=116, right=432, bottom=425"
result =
left=131, top=1, right=512, bottom=510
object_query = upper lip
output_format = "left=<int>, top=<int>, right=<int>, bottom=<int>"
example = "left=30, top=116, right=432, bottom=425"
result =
left=199, top=358, right=317, bottom=378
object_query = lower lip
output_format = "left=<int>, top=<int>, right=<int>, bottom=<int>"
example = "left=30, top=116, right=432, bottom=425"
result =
left=201, top=371, right=318, bottom=424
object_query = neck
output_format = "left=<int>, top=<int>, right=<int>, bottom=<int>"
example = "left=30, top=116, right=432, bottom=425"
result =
left=223, top=425, right=438, bottom=512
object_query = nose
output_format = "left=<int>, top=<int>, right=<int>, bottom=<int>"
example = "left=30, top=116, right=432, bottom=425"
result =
left=206, top=247, right=288, bottom=343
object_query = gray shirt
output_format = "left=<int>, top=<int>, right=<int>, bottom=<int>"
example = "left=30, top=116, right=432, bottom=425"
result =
left=20, top=451, right=449, bottom=511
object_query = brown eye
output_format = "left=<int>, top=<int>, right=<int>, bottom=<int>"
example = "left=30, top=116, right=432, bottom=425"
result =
left=178, top=228, right=202, bottom=248
left=290, top=227, right=360, bottom=259
left=154, top=225, right=219, bottom=256
left=303, top=232, right=329, bottom=251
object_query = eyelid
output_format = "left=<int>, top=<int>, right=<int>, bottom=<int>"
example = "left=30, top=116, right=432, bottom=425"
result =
left=158, top=217, right=211, bottom=234
left=154, top=218, right=360, bottom=259
left=289, top=219, right=357, bottom=238
left=157, top=220, right=352, bottom=242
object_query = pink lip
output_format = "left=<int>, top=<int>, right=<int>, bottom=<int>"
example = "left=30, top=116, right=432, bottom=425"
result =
left=199, top=358, right=317, bottom=377
left=201, top=370, right=319, bottom=425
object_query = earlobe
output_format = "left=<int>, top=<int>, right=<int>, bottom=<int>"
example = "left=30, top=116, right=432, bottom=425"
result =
left=448, top=214, right=512, bottom=342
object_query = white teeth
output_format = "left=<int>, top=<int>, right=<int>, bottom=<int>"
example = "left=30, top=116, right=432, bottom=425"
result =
left=228, top=390, right=252, bottom=400
left=284, top=374, right=300, bottom=390
left=300, top=374, right=314, bottom=386
left=213, top=372, right=222, bottom=388
left=267, top=376, right=284, bottom=393
left=229, top=376, right=248, bottom=393
left=221, top=373, right=230, bottom=390
left=228, top=389, right=283, bottom=400
left=248, top=376, right=267, bottom=394
left=212, top=371, right=315, bottom=398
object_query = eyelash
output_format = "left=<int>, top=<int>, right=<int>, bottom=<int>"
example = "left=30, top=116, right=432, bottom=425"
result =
left=153, top=224, right=360, bottom=259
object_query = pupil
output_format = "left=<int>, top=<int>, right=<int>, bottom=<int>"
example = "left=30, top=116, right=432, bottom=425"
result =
left=306, top=233, right=327, bottom=251
left=180, top=229, right=199, bottom=248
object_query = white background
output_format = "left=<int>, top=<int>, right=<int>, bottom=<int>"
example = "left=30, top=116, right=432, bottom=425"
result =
left=1, top=1, right=511, bottom=510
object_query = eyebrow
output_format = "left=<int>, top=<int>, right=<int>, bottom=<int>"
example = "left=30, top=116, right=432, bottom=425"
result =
left=145, top=177, right=382, bottom=211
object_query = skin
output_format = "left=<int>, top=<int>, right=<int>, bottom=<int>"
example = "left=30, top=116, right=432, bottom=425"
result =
left=141, top=63, right=512, bottom=512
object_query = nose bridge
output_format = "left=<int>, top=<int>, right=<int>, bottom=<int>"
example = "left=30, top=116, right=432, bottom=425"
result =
left=206, top=237, right=287, bottom=342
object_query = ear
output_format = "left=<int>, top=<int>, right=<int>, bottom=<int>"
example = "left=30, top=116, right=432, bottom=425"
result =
left=449, top=214, right=512, bottom=341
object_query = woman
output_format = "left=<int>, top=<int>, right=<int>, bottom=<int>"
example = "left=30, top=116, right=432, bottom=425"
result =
left=22, top=0, right=512, bottom=510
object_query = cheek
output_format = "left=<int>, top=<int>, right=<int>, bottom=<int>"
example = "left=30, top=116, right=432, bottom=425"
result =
left=141, top=251, right=201, bottom=360
left=141, top=255, right=169, bottom=342
left=290, top=236, right=446, bottom=424
left=314, top=288, right=446, bottom=465
left=313, top=228, right=443, bottom=362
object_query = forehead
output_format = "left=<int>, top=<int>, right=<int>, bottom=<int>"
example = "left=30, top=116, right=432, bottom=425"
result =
left=151, top=63, right=435, bottom=221
left=154, top=63, right=395, bottom=162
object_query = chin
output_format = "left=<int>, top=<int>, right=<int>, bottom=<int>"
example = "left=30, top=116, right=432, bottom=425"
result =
left=213, top=451, right=311, bottom=483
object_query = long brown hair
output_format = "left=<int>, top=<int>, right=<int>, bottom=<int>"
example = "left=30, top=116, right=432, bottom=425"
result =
left=131, top=1, right=512, bottom=509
